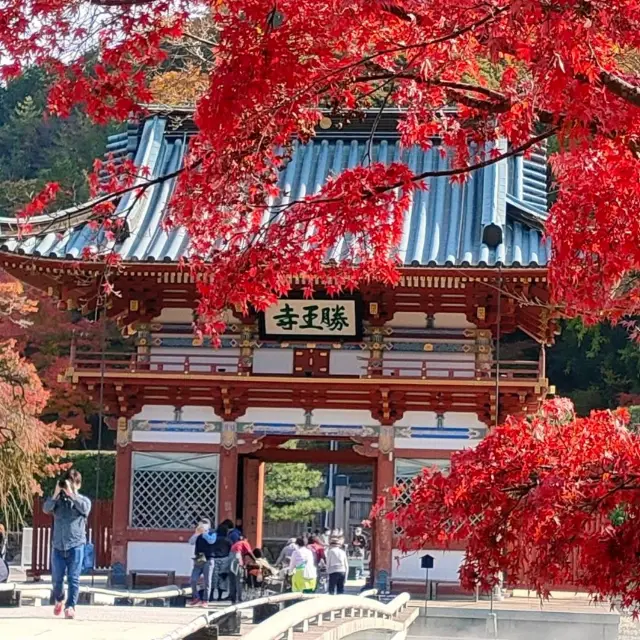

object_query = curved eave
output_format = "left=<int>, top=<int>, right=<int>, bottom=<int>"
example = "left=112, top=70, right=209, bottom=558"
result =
left=0, top=249, right=548, bottom=281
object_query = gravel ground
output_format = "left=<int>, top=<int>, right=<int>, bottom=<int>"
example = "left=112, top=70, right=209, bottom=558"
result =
left=619, top=615, right=640, bottom=640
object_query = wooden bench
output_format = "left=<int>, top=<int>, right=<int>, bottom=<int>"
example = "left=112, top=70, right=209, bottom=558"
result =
left=127, top=569, right=176, bottom=589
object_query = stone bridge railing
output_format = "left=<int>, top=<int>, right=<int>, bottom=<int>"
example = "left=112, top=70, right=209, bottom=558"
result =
left=157, top=589, right=384, bottom=640
left=243, top=592, right=415, bottom=640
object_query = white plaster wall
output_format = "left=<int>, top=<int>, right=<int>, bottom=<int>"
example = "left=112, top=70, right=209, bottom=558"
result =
left=312, top=409, right=381, bottom=426
left=238, top=407, right=307, bottom=423
left=132, top=405, right=219, bottom=422
left=387, top=312, right=476, bottom=330
left=149, top=346, right=239, bottom=356
left=433, top=312, right=476, bottom=329
left=394, top=410, right=437, bottom=428
left=152, top=308, right=237, bottom=325
left=392, top=549, right=464, bottom=582
left=152, top=308, right=194, bottom=324
left=394, top=438, right=483, bottom=451
left=252, top=349, right=294, bottom=375
left=127, top=541, right=193, bottom=576
left=394, top=411, right=485, bottom=429
left=132, top=431, right=221, bottom=444
left=148, top=348, right=240, bottom=374
left=329, top=351, right=366, bottom=376
left=237, top=407, right=382, bottom=426
left=387, top=312, right=428, bottom=328
left=382, top=351, right=474, bottom=378
left=394, top=411, right=487, bottom=450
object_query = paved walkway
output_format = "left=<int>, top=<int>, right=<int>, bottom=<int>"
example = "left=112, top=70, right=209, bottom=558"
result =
left=0, top=606, right=201, bottom=640
left=0, top=603, right=417, bottom=640
left=0, top=596, right=636, bottom=640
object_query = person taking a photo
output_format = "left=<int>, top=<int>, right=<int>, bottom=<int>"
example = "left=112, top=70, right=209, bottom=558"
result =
left=43, top=469, right=91, bottom=619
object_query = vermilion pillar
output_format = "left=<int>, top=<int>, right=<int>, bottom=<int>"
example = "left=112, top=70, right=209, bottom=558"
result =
left=111, top=444, right=132, bottom=585
left=219, top=448, right=239, bottom=525
left=373, top=450, right=394, bottom=589
left=242, top=458, right=265, bottom=548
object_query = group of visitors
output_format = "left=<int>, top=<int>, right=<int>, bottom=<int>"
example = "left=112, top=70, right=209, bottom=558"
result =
left=188, top=518, right=276, bottom=607
left=277, top=527, right=356, bottom=595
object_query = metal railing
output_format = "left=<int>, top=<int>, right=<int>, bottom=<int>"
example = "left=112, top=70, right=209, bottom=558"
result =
left=0, top=581, right=192, bottom=603
left=69, top=351, right=544, bottom=382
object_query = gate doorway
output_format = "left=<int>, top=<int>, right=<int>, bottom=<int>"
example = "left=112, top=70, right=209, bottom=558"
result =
left=236, top=438, right=375, bottom=580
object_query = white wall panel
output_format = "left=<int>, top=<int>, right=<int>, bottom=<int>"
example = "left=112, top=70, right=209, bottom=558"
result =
left=132, top=405, right=219, bottom=422
left=127, top=542, right=192, bottom=575
left=392, top=549, right=464, bottom=582
left=387, top=312, right=428, bottom=328
left=433, top=312, right=476, bottom=329
left=382, top=351, right=475, bottom=378
left=329, top=351, right=366, bottom=376
left=311, top=409, right=381, bottom=426
left=252, top=349, right=294, bottom=375
left=394, top=411, right=484, bottom=429
left=394, top=438, right=483, bottom=450
left=238, top=407, right=306, bottom=423
left=132, top=431, right=221, bottom=444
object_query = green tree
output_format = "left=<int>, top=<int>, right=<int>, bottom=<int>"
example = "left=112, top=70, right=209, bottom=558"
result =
left=40, top=451, right=115, bottom=500
left=0, top=67, right=119, bottom=216
left=264, top=463, right=333, bottom=523
left=547, top=319, right=640, bottom=415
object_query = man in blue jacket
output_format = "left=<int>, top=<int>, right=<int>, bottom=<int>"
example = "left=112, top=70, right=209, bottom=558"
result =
left=43, top=468, right=91, bottom=619
left=188, top=518, right=217, bottom=606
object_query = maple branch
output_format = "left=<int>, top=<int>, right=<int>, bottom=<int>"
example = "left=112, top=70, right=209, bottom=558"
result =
left=599, top=71, right=640, bottom=108
left=378, top=3, right=510, bottom=45
left=38, top=158, right=202, bottom=231
left=269, top=4, right=511, bottom=117
left=355, top=73, right=510, bottom=105
left=184, top=31, right=217, bottom=48
left=354, top=71, right=513, bottom=114
left=380, top=126, right=558, bottom=192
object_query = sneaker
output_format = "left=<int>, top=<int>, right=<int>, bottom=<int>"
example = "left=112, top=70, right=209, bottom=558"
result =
left=198, top=600, right=208, bottom=608
left=53, top=601, right=64, bottom=616
left=64, top=608, right=76, bottom=619
left=187, top=598, right=201, bottom=607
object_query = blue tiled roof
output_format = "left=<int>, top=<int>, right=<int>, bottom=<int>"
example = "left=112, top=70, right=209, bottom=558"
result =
left=0, top=114, right=550, bottom=267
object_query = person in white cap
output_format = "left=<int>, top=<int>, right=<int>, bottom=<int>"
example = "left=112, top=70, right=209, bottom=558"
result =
left=276, top=537, right=297, bottom=567
left=326, top=536, right=349, bottom=594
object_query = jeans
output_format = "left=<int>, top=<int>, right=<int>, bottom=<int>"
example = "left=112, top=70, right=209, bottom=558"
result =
left=229, top=570, right=243, bottom=604
left=328, top=572, right=345, bottom=595
left=190, top=558, right=215, bottom=600
left=51, top=546, right=84, bottom=609
left=210, top=555, right=231, bottom=600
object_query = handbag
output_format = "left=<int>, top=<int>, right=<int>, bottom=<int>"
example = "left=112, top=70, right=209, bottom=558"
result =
left=194, top=552, right=207, bottom=568
left=82, top=542, right=94, bottom=574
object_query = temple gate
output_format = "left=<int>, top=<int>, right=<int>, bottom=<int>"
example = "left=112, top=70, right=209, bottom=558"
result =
left=0, top=110, right=554, bottom=588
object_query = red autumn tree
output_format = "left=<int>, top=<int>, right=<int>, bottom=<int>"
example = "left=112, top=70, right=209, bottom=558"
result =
left=1, top=0, right=639, bottom=331
left=0, top=278, right=75, bottom=527
left=0, top=270, right=99, bottom=436
left=386, top=398, right=640, bottom=607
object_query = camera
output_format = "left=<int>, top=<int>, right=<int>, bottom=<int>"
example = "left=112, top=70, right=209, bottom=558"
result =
left=57, top=477, right=72, bottom=503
